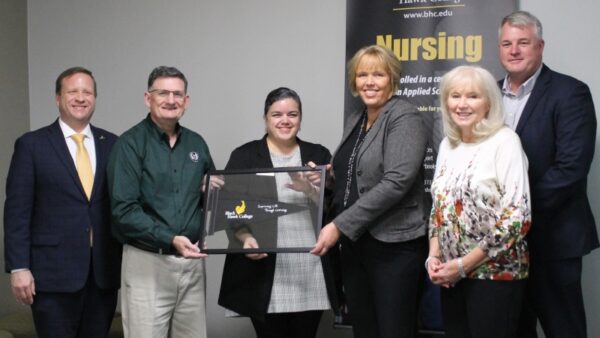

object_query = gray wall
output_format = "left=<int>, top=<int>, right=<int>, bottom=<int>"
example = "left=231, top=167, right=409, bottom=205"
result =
left=0, top=0, right=29, bottom=317
left=1, top=0, right=598, bottom=337
left=25, top=1, right=347, bottom=337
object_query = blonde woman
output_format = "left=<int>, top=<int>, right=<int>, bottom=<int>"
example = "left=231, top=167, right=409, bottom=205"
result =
left=313, top=45, right=428, bottom=338
left=427, top=65, right=531, bottom=338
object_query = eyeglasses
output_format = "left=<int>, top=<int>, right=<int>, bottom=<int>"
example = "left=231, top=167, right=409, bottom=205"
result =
left=148, top=89, right=186, bottom=101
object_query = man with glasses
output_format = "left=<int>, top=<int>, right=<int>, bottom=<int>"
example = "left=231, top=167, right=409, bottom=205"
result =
left=107, top=66, right=214, bottom=338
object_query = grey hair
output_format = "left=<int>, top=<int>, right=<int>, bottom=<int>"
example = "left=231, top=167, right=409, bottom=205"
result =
left=499, top=10, right=543, bottom=40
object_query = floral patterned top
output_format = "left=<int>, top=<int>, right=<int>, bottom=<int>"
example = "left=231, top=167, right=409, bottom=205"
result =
left=429, top=127, right=531, bottom=280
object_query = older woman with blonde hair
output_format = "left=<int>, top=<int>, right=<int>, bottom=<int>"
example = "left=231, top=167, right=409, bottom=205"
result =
left=427, top=65, right=531, bottom=338
left=312, top=45, right=428, bottom=338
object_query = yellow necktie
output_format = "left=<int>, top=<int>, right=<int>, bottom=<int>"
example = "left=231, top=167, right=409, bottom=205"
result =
left=71, top=134, right=94, bottom=200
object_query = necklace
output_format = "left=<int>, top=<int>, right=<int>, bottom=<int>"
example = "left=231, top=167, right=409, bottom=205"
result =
left=343, top=112, right=370, bottom=207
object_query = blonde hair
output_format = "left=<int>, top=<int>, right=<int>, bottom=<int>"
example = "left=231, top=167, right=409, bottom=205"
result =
left=347, top=45, right=401, bottom=97
left=439, top=65, right=505, bottom=146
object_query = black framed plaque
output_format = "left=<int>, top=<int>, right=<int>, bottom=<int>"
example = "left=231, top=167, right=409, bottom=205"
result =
left=201, top=166, right=326, bottom=254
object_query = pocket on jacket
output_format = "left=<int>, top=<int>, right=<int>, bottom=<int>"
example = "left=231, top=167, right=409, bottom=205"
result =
left=376, top=200, right=424, bottom=234
left=31, top=233, right=61, bottom=246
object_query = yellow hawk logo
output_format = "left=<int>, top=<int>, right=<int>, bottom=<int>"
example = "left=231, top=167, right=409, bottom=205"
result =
left=235, top=200, right=246, bottom=215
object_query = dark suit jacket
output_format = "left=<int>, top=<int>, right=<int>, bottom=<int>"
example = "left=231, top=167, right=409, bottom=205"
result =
left=501, top=64, right=599, bottom=259
left=332, top=96, right=428, bottom=243
left=3, top=120, right=122, bottom=292
left=218, top=136, right=341, bottom=319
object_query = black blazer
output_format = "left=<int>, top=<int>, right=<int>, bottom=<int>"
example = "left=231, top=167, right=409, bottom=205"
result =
left=500, top=64, right=599, bottom=259
left=3, top=120, right=122, bottom=292
left=217, top=135, right=341, bottom=319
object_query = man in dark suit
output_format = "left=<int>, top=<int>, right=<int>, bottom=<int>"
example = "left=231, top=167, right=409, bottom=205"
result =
left=498, top=11, right=599, bottom=338
left=3, top=67, right=121, bottom=338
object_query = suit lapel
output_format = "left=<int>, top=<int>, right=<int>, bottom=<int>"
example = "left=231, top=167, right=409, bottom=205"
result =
left=298, top=138, right=311, bottom=165
left=91, top=125, right=108, bottom=201
left=515, top=65, right=551, bottom=135
left=47, top=120, right=86, bottom=196
left=357, top=97, right=398, bottom=161
left=332, top=109, right=363, bottom=159
left=258, top=135, right=275, bottom=167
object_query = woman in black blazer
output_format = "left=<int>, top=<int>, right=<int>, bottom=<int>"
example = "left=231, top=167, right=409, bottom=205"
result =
left=218, top=87, right=339, bottom=338
left=312, top=45, right=429, bottom=338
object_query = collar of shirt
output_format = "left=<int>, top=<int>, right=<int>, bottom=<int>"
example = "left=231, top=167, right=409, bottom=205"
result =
left=59, top=118, right=97, bottom=173
left=502, top=65, right=543, bottom=99
left=59, top=118, right=93, bottom=139
left=143, top=114, right=183, bottom=147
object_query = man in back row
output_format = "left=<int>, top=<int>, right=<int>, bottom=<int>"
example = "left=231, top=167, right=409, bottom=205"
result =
left=107, top=66, right=214, bottom=338
left=498, top=10, right=598, bottom=338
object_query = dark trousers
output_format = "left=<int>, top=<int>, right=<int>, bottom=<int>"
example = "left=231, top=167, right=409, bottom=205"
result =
left=31, top=266, right=118, bottom=338
left=250, top=310, right=323, bottom=338
left=340, top=234, right=426, bottom=338
left=517, top=257, right=586, bottom=338
left=440, top=278, right=525, bottom=338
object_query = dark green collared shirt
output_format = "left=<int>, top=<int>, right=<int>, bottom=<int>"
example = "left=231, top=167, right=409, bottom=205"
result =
left=107, top=115, right=214, bottom=250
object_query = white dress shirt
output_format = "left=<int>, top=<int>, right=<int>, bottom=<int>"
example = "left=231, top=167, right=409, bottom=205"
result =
left=59, top=119, right=97, bottom=174
left=502, top=65, right=543, bottom=130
